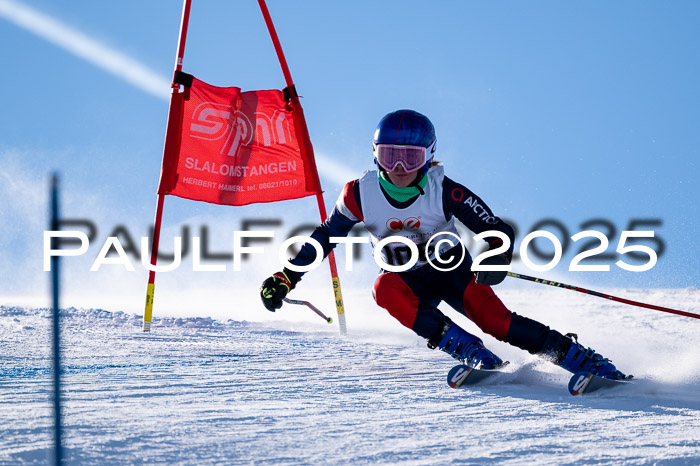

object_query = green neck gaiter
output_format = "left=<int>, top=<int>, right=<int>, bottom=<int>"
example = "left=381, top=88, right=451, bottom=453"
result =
left=377, top=170, right=428, bottom=202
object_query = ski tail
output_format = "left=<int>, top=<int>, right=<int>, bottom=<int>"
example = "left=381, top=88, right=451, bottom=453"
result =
left=447, top=363, right=509, bottom=389
left=568, top=372, right=634, bottom=396
left=447, top=364, right=474, bottom=388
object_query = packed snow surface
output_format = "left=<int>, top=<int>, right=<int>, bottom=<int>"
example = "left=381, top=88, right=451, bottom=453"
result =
left=1, top=288, right=699, bottom=464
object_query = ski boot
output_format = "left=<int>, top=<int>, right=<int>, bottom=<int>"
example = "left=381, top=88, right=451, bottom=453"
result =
left=430, top=319, right=504, bottom=370
left=539, top=331, right=628, bottom=380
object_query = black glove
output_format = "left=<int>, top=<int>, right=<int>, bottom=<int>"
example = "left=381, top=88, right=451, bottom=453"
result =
left=260, top=271, right=295, bottom=312
left=474, top=253, right=509, bottom=286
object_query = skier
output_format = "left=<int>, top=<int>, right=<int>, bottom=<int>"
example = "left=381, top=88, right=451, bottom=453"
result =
left=260, top=109, right=627, bottom=380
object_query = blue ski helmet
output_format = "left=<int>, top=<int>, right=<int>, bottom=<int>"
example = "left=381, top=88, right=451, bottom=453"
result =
left=373, top=109, right=436, bottom=172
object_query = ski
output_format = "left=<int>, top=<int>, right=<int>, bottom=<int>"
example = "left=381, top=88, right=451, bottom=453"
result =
left=568, top=371, right=634, bottom=396
left=447, top=363, right=509, bottom=388
left=448, top=364, right=634, bottom=394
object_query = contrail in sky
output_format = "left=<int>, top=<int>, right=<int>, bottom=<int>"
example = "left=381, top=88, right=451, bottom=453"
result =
left=0, top=0, right=354, bottom=185
left=0, top=0, right=171, bottom=100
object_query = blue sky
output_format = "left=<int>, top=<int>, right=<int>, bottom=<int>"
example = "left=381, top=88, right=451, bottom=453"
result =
left=1, top=0, right=698, bottom=314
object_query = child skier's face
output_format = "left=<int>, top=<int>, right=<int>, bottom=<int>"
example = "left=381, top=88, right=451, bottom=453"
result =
left=386, top=164, right=418, bottom=187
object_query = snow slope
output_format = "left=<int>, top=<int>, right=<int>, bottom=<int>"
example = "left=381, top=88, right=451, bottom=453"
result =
left=1, top=288, right=699, bottom=465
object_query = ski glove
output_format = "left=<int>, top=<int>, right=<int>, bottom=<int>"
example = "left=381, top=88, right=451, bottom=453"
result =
left=260, top=271, right=295, bottom=312
left=474, top=253, right=509, bottom=286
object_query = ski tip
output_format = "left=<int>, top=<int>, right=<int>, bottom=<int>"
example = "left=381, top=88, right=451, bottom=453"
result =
left=447, top=364, right=473, bottom=388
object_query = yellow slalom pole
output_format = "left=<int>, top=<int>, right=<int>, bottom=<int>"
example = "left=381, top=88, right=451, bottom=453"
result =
left=143, top=0, right=192, bottom=332
left=331, top=272, right=347, bottom=335
left=143, top=282, right=155, bottom=332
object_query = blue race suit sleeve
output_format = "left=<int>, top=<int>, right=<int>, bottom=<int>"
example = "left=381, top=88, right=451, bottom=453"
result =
left=442, top=176, right=515, bottom=261
left=285, top=180, right=362, bottom=283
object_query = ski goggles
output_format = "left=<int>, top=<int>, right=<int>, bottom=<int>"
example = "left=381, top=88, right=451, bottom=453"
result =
left=375, top=144, right=426, bottom=173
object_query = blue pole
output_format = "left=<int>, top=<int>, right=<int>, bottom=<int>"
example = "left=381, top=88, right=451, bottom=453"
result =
left=50, top=173, right=63, bottom=465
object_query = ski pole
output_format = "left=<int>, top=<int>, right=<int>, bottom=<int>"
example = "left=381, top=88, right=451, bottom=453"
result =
left=258, top=0, right=348, bottom=336
left=506, top=272, right=699, bottom=320
left=49, top=174, right=64, bottom=465
left=283, top=298, right=334, bottom=324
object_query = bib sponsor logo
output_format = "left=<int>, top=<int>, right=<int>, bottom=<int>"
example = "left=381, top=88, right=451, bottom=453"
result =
left=385, top=217, right=421, bottom=233
left=386, top=218, right=403, bottom=233
left=403, top=217, right=421, bottom=232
